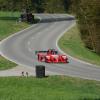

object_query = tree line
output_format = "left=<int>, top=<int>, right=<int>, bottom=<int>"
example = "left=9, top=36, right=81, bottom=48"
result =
left=70, top=0, right=100, bottom=54
left=0, top=0, right=70, bottom=13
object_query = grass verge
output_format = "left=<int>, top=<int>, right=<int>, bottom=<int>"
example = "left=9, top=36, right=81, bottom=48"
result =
left=0, top=11, right=30, bottom=70
left=58, top=25, right=100, bottom=65
left=0, top=76, right=100, bottom=100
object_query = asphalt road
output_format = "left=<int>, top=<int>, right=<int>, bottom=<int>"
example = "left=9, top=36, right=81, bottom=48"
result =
left=0, top=14, right=100, bottom=81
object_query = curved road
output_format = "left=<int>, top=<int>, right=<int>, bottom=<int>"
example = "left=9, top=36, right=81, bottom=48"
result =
left=0, top=14, right=100, bottom=81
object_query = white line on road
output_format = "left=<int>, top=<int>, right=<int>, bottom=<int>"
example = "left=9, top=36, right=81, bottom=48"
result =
left=28, top=41, right=31, bottom=45
left=28, top=48, right=32, bottom=52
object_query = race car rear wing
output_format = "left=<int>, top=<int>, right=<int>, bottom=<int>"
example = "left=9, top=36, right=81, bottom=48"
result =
left=35, top=50, right=58, bottom=55
left=35, top=51, right=48, bottom=54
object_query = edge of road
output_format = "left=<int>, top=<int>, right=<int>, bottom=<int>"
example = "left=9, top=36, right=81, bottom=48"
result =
left=56, top=22, right=99, bottom=67
left=0, top=16, right=42, bottom=68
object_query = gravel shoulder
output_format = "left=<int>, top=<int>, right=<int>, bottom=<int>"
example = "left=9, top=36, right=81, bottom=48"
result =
left=0, top=65, right=58, bottom=77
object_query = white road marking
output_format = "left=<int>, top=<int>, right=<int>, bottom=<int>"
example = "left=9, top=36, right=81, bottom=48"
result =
left=28, top=48, right=32, bottom=52
left=28, top=41, right=31, bottom=45
left=32, top=37, right=34, bottom=40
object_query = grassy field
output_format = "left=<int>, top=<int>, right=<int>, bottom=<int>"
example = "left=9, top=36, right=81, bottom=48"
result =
left=0, top=11, right=30, bottom=70
left=58, top=25, right=100, bottom=65
left=0, top=57, right=17, bottom=70
left=0, top=76, right=100, bottom=100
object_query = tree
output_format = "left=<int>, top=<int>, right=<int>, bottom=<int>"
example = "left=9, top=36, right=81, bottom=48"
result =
left=31, top=0, right=45, bottom=13
left=44, top=0, right=65, bottom=13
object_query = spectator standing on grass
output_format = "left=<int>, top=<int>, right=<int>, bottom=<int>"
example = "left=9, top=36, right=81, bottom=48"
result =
left=26, top=72, right=29, bottom=77
left=21, top=71, right=24, bottom=76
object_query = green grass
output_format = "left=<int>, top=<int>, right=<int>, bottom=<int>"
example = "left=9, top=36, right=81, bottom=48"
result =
left=0, top=76, right=100, bottom=100
left=0, top=56, right=16, bottom=70
left=0, top=11, right=30, bottom=70
left=0, top=11, right=29, bottom=40
left=58, top=25, right=100, bottom=65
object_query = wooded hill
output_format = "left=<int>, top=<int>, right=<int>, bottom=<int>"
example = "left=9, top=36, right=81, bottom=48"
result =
left=70, top=0, right=100, bottom=54
left=0, top=0, right=100, bottom=54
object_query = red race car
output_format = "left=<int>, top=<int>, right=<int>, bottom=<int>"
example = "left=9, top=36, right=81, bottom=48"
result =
left=35, top=49, right=68, bottom=63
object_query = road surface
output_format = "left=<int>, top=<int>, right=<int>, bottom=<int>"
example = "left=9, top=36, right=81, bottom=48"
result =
left=0, top=14, right=100, bottom=81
